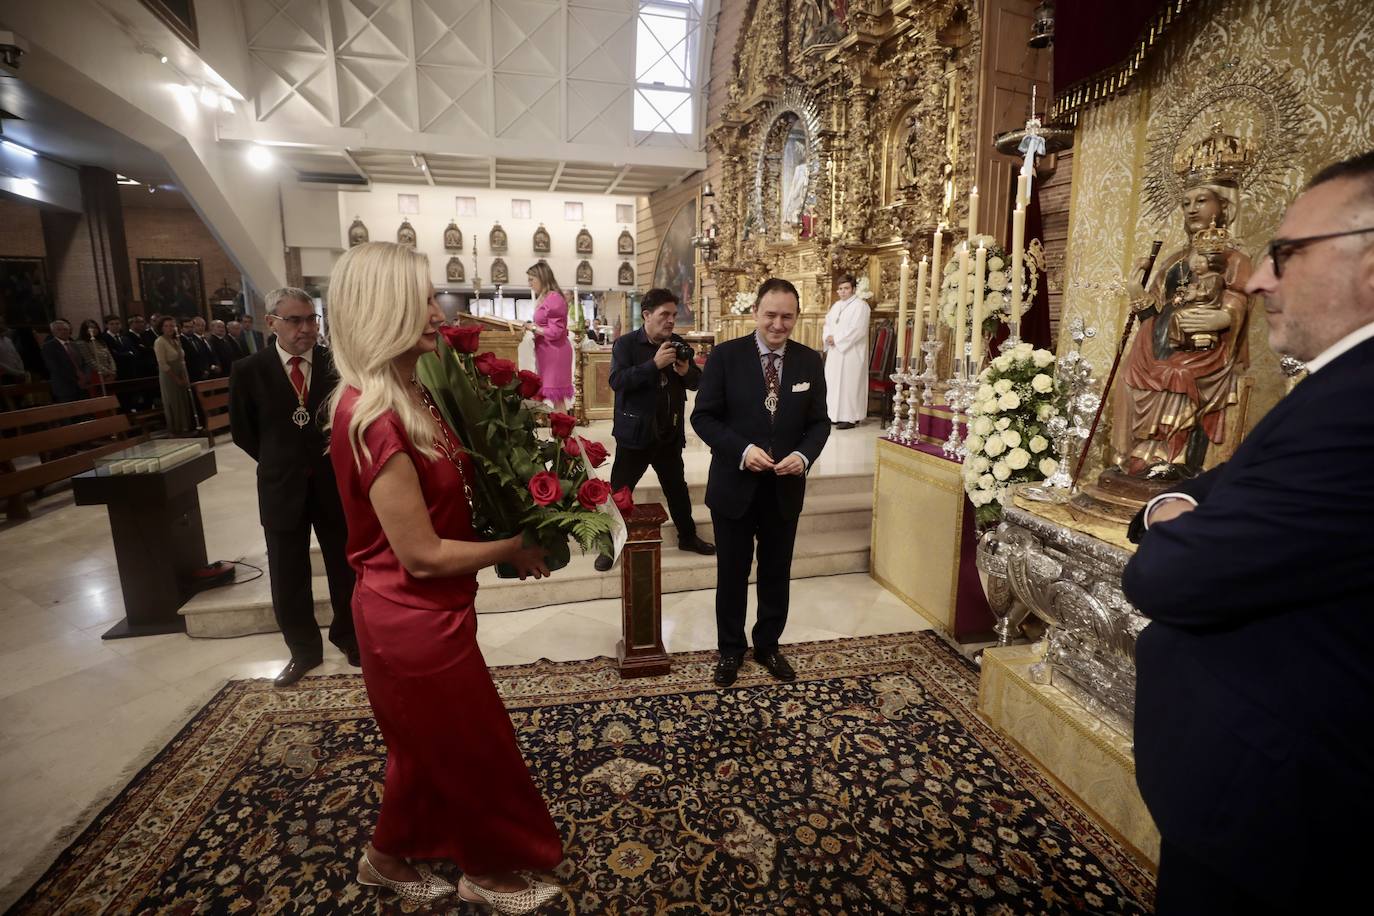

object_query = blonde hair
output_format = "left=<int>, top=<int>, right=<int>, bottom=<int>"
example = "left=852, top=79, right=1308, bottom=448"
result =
left=526, top=261, right=563, bottom=302
left=325, top=242, right=440, bottom=468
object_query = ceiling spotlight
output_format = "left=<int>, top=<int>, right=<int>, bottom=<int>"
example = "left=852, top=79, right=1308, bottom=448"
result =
left=159, top=54, right=168, bottom=64
left=247, top=145, right=275, bottom=171
left=410, top=153, right=420, bottom=168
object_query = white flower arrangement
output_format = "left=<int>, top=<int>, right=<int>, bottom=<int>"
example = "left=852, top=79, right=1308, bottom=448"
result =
left=961, top=342, right=1066, bottom=526
left=730, top=291, right=755, bottom=316
left=940, top=235, right=1033, bottom=337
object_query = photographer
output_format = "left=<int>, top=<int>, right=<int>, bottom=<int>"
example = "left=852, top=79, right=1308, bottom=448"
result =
left=596, top=288, right=715, bottom=571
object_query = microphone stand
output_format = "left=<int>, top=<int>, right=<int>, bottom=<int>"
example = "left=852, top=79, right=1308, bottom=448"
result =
left=1070, top=240, right=1163, bottom=489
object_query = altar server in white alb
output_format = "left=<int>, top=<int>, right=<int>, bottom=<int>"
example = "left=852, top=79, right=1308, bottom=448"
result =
left=821, top=274, right=870, bottom=429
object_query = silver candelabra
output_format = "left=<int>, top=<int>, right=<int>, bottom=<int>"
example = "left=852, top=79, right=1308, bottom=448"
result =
left=1024, top=318, right=1098, bottom=500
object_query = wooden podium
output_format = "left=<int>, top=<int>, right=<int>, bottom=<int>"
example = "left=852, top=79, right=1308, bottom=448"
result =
left=617, top=502, right=671, bottom=678
left=72, top=450, right=216, bottom=639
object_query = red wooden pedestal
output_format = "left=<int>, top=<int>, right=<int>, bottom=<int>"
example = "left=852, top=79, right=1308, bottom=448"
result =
left=617, top=502, right=671, bottom=678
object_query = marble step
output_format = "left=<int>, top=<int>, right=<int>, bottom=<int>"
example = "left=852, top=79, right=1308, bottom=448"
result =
left=180, top=527, right=871, bottom=638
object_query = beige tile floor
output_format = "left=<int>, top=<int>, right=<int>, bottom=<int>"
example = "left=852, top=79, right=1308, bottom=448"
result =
left=0, top=418, right=925, bottom=905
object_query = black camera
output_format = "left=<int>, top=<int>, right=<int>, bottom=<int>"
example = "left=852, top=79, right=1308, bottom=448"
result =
left=672, top=341, right=695, bottom=362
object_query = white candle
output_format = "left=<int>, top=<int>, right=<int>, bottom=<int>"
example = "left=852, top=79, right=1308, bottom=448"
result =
left=971, top=240, right=988, bottom=365
left=955, top=243, right=970, bottom=378
left=913, top=255, right=929, bottom=357
left=1016, top=174, right=1030, bottom=208
left=968, top=186, right=980, bottom=242
left=896, top=254, right=910, bottom=363
left=1010, top=204, right=1027, bottom=337
left=929, top=225, right=944, bottom=340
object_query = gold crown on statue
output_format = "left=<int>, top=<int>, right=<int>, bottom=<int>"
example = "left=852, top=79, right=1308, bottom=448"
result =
left=1192, top=218, right=1234, bottom=254
left=1173, top=121, right=1256, bottom=188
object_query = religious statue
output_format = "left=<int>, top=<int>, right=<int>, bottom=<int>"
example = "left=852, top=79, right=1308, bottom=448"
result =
left=348, top=217, right=369, bottom=247
left=1111, top=126, right=1255, bottom=481
left=490, top=257, right=509, bottom=285
left=397, top=220, right=417, bottom=248
left=897, top=114, right=922, bottom=192
left=780, top=131, right=810, bottom=229
left=576, top=260, right=593, bottom=286
left=444, top=221, right=463, bottom=251
left=446, top=257, right=465, bottom=283
left=489, top=223, right=508, bottom=253
left=617, top=228, right=634, bottom=255
left=533, top=223, right=551, bottom=254
left=617, top=261, right=634, bottom=286
left=576, top=228, right=594, bottom=255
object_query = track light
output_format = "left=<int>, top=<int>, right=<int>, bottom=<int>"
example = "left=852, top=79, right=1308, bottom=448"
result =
left=247, top=145, right=275, bottom=171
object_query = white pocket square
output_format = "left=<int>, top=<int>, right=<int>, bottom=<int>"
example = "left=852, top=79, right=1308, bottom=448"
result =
left=791, top=381, right=810, bottom=392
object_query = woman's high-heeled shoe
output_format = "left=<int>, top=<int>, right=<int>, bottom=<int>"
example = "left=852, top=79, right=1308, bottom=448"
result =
left=357, top=851, right=456, bottom=904
left=457, top=874, right=560, bottom=914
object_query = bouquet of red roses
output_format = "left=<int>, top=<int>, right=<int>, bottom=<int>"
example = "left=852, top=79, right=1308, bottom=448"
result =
left=416, top=323, right=633, bottom=576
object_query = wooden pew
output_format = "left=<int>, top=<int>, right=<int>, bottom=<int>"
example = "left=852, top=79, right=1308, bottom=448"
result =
left=0, top=381, right=52, bottom=413
left=192, top=378, right=231, bottom=446
left=0, top=397, right=146, bottom=520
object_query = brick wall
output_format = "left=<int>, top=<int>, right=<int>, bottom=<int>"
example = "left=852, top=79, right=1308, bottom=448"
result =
left=0, top=198, right=45, bottom=258
left=123, top=205, right=242, bottom=316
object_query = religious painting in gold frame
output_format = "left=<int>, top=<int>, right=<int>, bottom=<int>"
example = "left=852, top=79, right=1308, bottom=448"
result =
left=651, top=197, right=698, bottom=328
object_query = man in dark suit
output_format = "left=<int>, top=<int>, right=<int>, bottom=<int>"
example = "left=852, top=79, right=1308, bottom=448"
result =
left=239, top=313, right=266, bottom=354
left=179, top=317, right=209, bottom=383
left=1123, top=152, right=1374, bottom=914
left=209, top=318, right=245, bottom=372
left=692, top=278, right=831, bottom=687
left=230, top=287, right=357, bottom=687
left=41, top=319, right=91, bottom=402
left=596, top=287, right=714, bottom=571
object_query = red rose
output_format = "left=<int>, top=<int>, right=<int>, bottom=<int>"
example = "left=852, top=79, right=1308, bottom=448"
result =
left=582, top=438, right=608, bottom=468
left=562, top=436, right=582, bottom=458
left=612, top=486, right=634, bottom=514
left=549, top=412, right=577, bottom=438
left=577, top=478, right=612, bottom=510
left=439, top=323, right=481, bottom=353
left=528, top=470, right=562, bottom=507
left=475, top=352, right=517, bottom=387
left=517, top=369, right=542, bottom=399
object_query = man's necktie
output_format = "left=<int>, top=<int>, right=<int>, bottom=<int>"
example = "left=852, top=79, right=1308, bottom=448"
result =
left=764, top=351, right=780, bottom=422
left=288, top=356, right=308, bottom=400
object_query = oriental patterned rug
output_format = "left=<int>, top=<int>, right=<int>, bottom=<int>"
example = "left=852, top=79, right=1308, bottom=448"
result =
left=8, top=632, right=1154, bottom=915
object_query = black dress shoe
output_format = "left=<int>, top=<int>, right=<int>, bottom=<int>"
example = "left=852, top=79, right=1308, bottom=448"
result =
left=342, top=644, right=361, bottom=667
left=836, top=421, right=856, bottom=430
left=754, top=648, right=796, bottom=682
left=713, top=654, right=744, bottom=688
left=594, top=553, right=614, bottom=572
left=273, top=657, right=321, bottom=688
left=679, top=537, right=716, bottom=556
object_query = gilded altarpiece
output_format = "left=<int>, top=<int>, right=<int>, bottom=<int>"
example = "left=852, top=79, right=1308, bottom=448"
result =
left=707, top=0, right=981, bottom=356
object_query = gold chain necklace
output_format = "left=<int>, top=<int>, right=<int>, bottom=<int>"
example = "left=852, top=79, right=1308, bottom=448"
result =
left=410, top=378, right=476, bottom=515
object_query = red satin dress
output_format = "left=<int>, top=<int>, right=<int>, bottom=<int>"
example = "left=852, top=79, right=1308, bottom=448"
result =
left=330, top=387, right=563, bottom=875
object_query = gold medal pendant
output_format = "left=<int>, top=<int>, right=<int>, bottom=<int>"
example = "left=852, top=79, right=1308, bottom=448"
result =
left=765, top=392, right=779, bottom=415
left=292, top=405, right=310, bottom=428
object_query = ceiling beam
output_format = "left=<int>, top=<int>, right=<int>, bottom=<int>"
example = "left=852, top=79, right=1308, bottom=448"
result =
left=604, top=164, right=633, bottom=195
left=341, top=149, right=371, bottom=186
left=547, top=161, right=566, bottom=191
left=489, top=157, right=497, bottom=189
left=418, top=153, right=435, bottom=186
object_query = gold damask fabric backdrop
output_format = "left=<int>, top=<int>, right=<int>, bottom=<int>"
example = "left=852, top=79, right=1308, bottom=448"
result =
left=1060, top=0, right=1374, bottom=443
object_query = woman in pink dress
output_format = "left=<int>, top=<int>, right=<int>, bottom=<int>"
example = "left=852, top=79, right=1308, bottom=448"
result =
left=325, top=242, right=564, bottom=913
left=524, top=261, right=574, bottom=410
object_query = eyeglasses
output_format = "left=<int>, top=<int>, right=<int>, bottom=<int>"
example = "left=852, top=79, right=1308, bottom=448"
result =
left=1266, top=226, right=1374, bottom=278
left=271, top=313, right=319, bottom=327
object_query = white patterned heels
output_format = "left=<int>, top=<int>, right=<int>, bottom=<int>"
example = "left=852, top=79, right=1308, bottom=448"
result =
left=457, top=874, right=561, bottom=914
left=357, top=851, right=456, bottom=904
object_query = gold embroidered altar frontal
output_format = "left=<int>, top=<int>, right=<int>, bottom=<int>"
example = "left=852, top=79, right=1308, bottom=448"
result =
left=979, top=644, right=1161, bottom=867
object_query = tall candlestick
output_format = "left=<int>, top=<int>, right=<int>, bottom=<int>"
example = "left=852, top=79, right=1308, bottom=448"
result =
left=971, top=240, right=988, bottom=366
left=1010, top=204, right=1027, bottom=339
left=929, top=224, right=944, bottom=339
left=913, top=255, right=929, bottom=356
left=896, top=253, right=910, bottom=363
left=955, top=243, right=970, bottom=378
left=968, top=186, right=980, bottom=242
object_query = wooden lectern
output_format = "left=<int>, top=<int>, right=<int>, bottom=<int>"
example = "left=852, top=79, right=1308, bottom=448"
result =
left=617, top=502, right=671, bottom=678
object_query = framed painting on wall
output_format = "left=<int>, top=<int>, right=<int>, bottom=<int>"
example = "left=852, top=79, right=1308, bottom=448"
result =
left=651, top=197, right=697, bottom=327
left=0, top=257, right=55, bottom=327
left=138, top=258, right=205, bottom=320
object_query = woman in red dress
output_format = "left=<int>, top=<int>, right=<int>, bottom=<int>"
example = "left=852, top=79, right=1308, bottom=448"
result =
left=325, top=241, right=564, bottom=912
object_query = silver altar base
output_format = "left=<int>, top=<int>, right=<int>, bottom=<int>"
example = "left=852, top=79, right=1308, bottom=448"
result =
left=975, top=502, right=1147, bottom=737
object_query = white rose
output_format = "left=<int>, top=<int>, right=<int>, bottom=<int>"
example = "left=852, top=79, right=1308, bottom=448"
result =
left=994, top=378, right=1013, bottom=395
left=1029, top=435, right=1049, bottom=453
left=992, top=461, right=1012, bottom=481
left=973, top=416, right=994, bottom=436
left=1039, top=457, right=1059, bottom=478
left=972, top=489, right=992, bottom=507
left=1006, top=447, right=1030, bottom=471
left=996, top=417, right=1012, bottom=430
left=987, top=270, right=1009, bottom=291
left=1037, top=403, right=1056, bottom=421
left=976, top=383, right=994, bottom=401
left=972, top=455, right=991, bottom=473
left=1001, top=429, right=1022, bottom=448
left=979, top=473, right=995, bottom=489
left=1032, top=349, right=1056, bottom=368
left=1016, top=342, right=1034, bottom=355
left=986, top=292, right=1006, bottom=311
left=992, top=355, right=1013, bottom=371
left=988, top=256, right=1005, bottom=271
left=1031, top=373, right=1054, bottom=393
left=976, top=398, right=998, bottom=415
left=965, top=434, right=985, bottom=454
left=984, top=434, right=1006, bottom=457
left=999, top=391, right=1021, bottom=410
